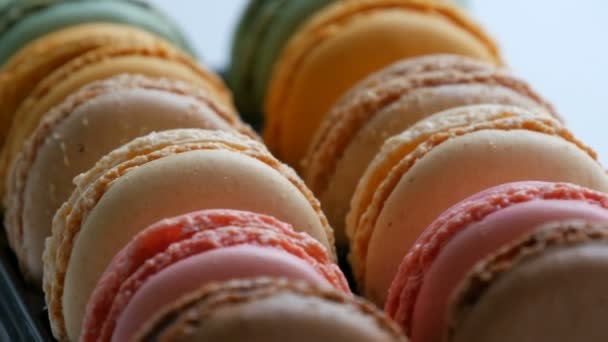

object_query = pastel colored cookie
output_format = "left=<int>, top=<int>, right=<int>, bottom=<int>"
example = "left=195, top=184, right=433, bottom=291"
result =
left=0, top=0, right=194, bottom=64
left=304, top=55, right=556, bottom=245
left=264, top=0, right=502, bottom=167
left=0, top=40, right=230, bottom=199
left=228, top=0, right=334, bottom=118
left=448, top=221, right=608, bottom=341
left=81, top=209, right=348, bottom=342
left=43, top=129, right=335, bottom=341
left=385, top=181, right=608, bottom=341
left=135, top=278, right=408, bottom=342
left=0, top=23, right=165, bottom=161
left=347, top=104, right=608, bottom=306
left=3, top=74, right=253, bottom=284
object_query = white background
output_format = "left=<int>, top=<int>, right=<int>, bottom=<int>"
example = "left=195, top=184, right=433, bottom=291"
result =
left=150, top=0, right=608, bottom=163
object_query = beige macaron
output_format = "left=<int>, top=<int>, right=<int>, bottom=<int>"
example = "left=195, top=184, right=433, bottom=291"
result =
left=346, top=104, right=608, bottom=306
left=3, top=74, right=254, bottom=284
left=135, top=278, right=408, bottom=342
left=0, top=40, right=230, bottom=199
left=43, top=129, right=335, bottom=341
left=304, top=54, right=557, bottom=245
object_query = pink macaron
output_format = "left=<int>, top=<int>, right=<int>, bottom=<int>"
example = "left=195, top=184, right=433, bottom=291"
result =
left=81, top=209, right=349, bottom=342
left=385, top=181, right=608, bottom=342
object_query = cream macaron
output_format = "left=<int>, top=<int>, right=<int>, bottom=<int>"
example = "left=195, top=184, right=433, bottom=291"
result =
left=0, top=40, right=230, bottom=199
left=4, top=74, right=254, bottom=284
left=304, top=54, right=556, bottom=245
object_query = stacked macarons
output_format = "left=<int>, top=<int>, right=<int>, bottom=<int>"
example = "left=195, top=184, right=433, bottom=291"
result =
left=386, top=182, right=608, bottom=341
left=39, top=128, right=403, bottom=341
left=309, top=57, right=608, bottom=339
left=1, top=1, right=608, bottom=341
left=218, top=1, right=608, bottom=340
left=0, top=0, right=244, bottom=286
left=0, top=2, right=409, bottom=341
left=77, top=209, right=348, bottom=341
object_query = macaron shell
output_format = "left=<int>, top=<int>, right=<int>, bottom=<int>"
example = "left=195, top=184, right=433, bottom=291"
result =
left=448, top=222, right=608, bottom=342
left=313, top=82, right=553, bottom=245
left=352, top=119, right=608, bottom=305
left=346, top=105, right=550, bottom=242
left=4, top=75, right=250, bottom=283
left=265, top=0, right=501, bottom=166
left=44, top=130, right=334, bottom=341
left=112, top=245, right=333, bottom=342
left=64, top=149, right=332, bottom=333
left=136, top=279, right=407, bottom=342
left=252, top=0, right=334, bottom=112
left=0, top=42, right=230, bottom=198
left=412, top=199, right=608, bottom=342
left=0, top=0, right=195, bottom=64
left=0, top=23, right=163, bottom=153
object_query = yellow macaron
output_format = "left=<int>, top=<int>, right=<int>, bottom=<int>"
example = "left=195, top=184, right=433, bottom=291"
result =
left=264, top=0, right=502, bottom=167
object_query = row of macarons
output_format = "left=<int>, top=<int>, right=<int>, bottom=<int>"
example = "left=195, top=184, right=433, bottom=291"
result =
left=1, top=0, right=607, bottom=341
left=0, top=1, right=386, bottom=340
left=226, top=0, right=608, bottom=341
left=28, top=123, right=608, bottom=342
left=0, top=4, right=409, bottom=339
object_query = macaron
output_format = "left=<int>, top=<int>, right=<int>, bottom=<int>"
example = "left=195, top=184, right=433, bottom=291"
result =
left=304, top=55, right=556, bottom=245
left=228, top=0, right=334, bottom=118
left=447, top=220, right=608, bottom=342
left=43, top=129, right=335, bottom=341
left=0, top=40, right=230, bottom=198
left=81, top=209, right=349, bottom=342
left=3, top=74, right=253, bottom=284
left=0, top=23, right=172, bottom=156
left=386, top=181, right=608, bottom=341
left=0, top=0, right=194, bottom=65
left=135, top=278, right=408, bottom=342
left=346, top=105, right=608, bottom=306
left=264, top=0, right=502, bottom=167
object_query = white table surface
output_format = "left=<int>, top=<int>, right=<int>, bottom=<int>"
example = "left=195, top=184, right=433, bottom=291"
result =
left=151, top=0, right=608, bottom=163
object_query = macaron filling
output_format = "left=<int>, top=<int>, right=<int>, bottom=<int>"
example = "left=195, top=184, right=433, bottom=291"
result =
left=112, top=245, right=331, bottom=342
left=412, top=199, right=608, bottom=342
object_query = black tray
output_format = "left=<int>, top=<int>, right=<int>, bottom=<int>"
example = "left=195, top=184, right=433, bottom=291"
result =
left=0, top=224, right=53, bottom=341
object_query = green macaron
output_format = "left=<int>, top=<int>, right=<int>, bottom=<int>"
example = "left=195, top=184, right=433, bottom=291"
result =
left=0, top=0, right=196, bottom=65
left=228, top=0, right=334, bottom=123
